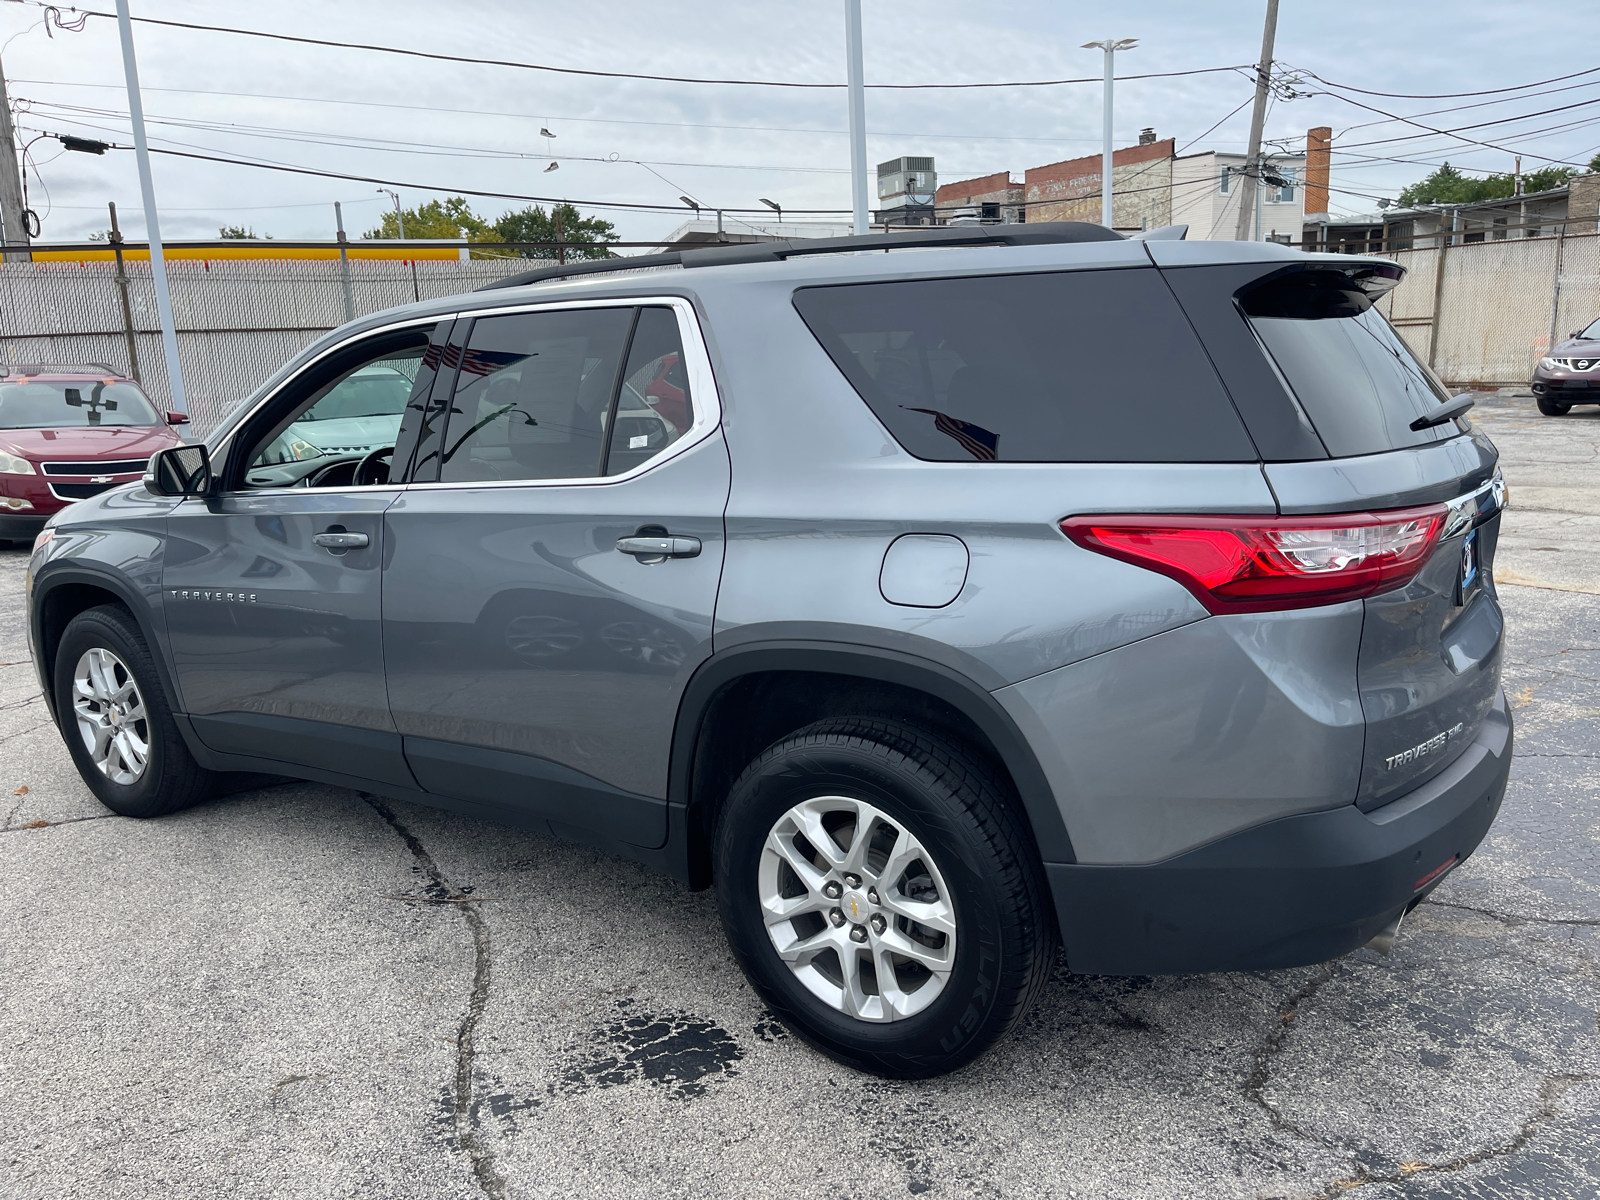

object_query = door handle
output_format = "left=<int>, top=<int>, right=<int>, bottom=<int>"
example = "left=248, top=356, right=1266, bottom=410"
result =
left=615, top=534, right=701, bottom=562
left=313, top=530, right=369, bottom=550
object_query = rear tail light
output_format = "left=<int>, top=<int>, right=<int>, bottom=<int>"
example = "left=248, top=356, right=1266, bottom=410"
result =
left=1061, top=505, right=1448, bottom=614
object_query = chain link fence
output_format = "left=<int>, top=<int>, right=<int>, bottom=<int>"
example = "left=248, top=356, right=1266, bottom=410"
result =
left=0, top=255, right=534, bottom=434
left=1376, top=229, right=1600, bottom=386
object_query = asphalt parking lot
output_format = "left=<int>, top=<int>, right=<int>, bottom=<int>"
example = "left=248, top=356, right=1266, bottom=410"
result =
left=2, top=389, right=1597, bottom=1200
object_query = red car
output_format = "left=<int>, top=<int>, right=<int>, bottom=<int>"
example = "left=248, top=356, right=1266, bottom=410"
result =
left=0, top=364, right=187, bottom=546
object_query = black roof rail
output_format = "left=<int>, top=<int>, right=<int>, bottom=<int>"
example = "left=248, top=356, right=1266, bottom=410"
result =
left=475, top=222, right=1124, bottom=292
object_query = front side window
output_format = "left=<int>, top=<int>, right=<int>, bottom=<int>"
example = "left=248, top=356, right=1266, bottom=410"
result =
left=0, top=379, right=160, bottom=428
left=793, top=269, right=1256, bottom=463
left=242, top=328, right=435, bottom=488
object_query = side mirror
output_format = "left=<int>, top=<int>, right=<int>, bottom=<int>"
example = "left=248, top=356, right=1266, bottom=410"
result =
left=144, top=444, right=212, bottom=497
left=165, top=410, right=189, bottom=425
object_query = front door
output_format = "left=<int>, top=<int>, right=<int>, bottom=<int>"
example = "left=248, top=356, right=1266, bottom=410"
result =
left=382, top=302, right=728, bottom=848
left=163, top=320, right=449, bottom=786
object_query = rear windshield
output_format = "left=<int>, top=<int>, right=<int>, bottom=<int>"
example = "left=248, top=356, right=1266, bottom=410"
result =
left=793, top=268, right=1256, bottom=463
left=1241, top=273, right=1457, bottom=458
left=0, top=379, right=160, bottom=429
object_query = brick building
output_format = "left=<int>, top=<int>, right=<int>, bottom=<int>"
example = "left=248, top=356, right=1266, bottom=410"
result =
left=933, top=171, right=1025, bottom=223
left=1024, top=138, right=1176, bottom=230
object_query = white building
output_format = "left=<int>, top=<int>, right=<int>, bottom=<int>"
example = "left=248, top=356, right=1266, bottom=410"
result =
left=1171, top=152, right=1307, bottom=242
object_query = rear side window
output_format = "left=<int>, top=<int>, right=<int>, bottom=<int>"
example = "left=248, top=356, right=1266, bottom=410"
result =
left=793, top=269, right=1256, bottom=463
left=1241, top=272, right=1456, bottom=458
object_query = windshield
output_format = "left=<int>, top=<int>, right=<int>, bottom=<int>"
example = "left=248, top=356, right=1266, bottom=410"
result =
left=294, top=365, right=416, bottom=422
left=1580, top=318, right=1600, bottom=340
left=0, top=379, right=161, bottom=429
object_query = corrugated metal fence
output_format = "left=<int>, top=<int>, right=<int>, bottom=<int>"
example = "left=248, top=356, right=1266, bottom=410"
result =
left=0, top=256, right=533, bottom=434
left=1377, top=229, right=1600, bottom=386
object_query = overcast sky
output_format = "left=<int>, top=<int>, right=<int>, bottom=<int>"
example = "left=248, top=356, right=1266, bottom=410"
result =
left=3, top=0, right=1595, bottom=244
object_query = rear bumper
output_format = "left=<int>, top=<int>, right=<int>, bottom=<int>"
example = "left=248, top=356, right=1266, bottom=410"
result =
left=1049, top=691, right=1512, bottom=974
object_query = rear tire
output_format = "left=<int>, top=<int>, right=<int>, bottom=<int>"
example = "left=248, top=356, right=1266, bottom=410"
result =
left=1537, top=397, right=1572, bottom=416
left=714, top=717, right=1055, bottom=1078
left=53, top=605, right=217, bottom=818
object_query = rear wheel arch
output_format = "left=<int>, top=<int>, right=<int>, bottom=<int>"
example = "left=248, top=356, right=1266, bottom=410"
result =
left=670, top=642, right=1075, bottom=889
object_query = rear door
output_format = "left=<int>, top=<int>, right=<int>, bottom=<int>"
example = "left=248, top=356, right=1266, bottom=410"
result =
left=382, top=300, right=728, bottom=849
left=1161, top=255, right=1506, bottom=810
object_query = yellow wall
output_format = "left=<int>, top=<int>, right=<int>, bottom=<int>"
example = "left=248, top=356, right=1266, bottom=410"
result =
left=28, top=245, right=466, bottom=263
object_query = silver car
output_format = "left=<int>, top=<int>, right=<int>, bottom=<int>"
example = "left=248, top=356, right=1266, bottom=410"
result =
left=26, top=224, right=1510, bottom=1077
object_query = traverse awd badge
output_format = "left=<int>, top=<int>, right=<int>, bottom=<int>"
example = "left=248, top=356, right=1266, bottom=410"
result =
left=1385, top=723, right=1465, bottom=770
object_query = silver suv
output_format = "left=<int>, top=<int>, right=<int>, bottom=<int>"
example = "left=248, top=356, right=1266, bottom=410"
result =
left=25, top=224, right=1511, bottom=1078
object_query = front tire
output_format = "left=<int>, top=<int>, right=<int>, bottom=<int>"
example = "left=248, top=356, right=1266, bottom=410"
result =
left=1537, top=397, right=1572, bottom=416
left=714, top=718, right=1055, bottom=1078
left=53, top=605, right=217, bottom=818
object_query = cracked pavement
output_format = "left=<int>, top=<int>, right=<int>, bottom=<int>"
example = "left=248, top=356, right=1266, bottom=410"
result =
left=2, top=389, right=1597, bottom=1199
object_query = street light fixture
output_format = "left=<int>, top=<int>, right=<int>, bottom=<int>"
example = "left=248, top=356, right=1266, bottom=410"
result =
left=1082, top=38, right=1138, bottom=229
left=376, top=187, right=404, bottom=239
left=760, top=198, right=782, bottom=222
left=680, top=196, right=701, bottom=213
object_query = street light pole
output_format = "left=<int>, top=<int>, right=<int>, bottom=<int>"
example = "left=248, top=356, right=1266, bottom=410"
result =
left=1082, top=39, right=1138, bottom=230
left=114, top=0, right=186, bottom=412
left=845, top=0, right=869, bottom=235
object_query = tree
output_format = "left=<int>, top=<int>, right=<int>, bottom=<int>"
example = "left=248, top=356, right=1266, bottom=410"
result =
left=363, top=196, right=492, bottom=241
left=1398, top=161, right=1579, bottom=207
left=219, top=224, right=270, bottom=239
left=1591, top=152, right=1600, bottom=174
left=492, top=203, right=619, bottom=260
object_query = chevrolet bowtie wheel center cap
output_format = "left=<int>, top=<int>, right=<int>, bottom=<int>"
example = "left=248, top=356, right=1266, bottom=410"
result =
left=843, top=890, right=871, bottom=924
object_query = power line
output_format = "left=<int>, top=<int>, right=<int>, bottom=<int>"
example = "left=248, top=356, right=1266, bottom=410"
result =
left=1314, top=89, right=1594, bottom=168
left=1301, top=65, right=1600, bottom=101
left=1331, top=94, right=1600, bottom=152
left=22, top=100, right=867, bottom=175
left=26, top=133, right=856, bottom=215
left=9, top=79, right=1107, bottom=146
left=30, top=5, right=1249, bottom=91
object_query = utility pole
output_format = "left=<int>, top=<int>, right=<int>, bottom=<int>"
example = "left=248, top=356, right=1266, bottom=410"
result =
left=108, top=203, right=141, bottom=381
left=334, top=201, right=355, bottom=323
left=1233, top=0, right=1279, bottom=241
left=844, top=0, right=869, bottom=235
left=1083, top=39, right=1138, bottom=229
left=115, top=0, right=187, bottom=411
left=0, top=54, right=31, bottom=259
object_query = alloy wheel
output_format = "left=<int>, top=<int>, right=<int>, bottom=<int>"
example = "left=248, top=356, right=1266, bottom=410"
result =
left=72, top=647, right=150, bottom=785
left=758, top=795, right=957, bottom=1022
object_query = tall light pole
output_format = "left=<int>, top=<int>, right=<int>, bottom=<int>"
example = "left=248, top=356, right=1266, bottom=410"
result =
left=845, top=0, right=869, bottom=235
left=377, top=187, right=404, bottom=239
left=114, top=0, right=186, bottom=412
left=1082, top=39, right=1138, bottom=230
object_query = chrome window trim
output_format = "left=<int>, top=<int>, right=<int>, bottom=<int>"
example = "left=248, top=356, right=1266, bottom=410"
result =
left=402, top=295, right=722, bottom=492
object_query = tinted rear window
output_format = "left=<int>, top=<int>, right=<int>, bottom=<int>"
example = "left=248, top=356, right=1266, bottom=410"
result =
left=1242, top=272, right=1456, bottom=458
left=793, top=269, right=1256, bottom=463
